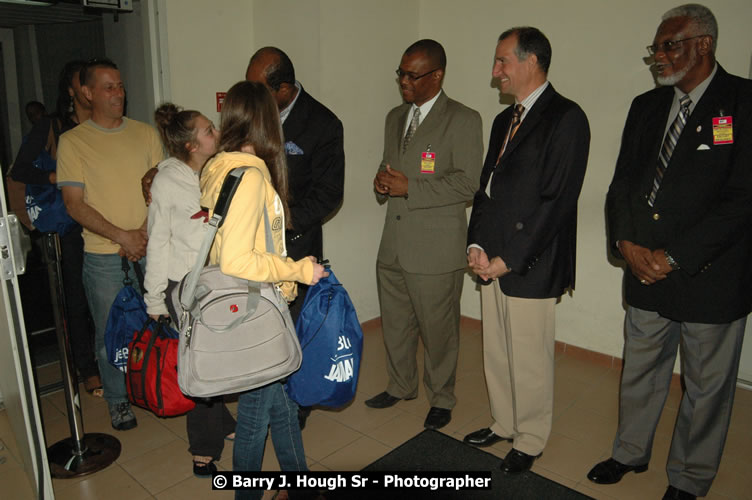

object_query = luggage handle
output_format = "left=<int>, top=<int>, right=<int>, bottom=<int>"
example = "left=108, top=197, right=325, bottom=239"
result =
left=298, top=270, right=343, bottom=350
left=120, top=256, right=145, bottom=294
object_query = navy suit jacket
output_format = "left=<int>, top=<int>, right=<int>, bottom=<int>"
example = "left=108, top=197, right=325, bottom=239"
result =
left=468, top=84, right=590, bottom=299
left=606, top=65, right=752, bottom=323
left=283, top=87, right=345, bottom=261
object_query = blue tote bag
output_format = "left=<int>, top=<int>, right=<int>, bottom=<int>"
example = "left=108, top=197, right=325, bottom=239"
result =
left=286, top=270, right=363, bottom=407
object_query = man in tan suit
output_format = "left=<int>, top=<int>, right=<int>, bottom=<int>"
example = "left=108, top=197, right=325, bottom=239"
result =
left=367, top=39, right=483, bottom=430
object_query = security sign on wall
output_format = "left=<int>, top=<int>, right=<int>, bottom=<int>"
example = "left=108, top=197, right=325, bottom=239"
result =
left=216, top=92, right=227, bottom=112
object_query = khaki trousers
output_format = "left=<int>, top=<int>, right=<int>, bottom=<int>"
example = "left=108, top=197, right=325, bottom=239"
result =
left=377, top=258, right=464, bottom=409
left=481, top=281, right=556, bottom=456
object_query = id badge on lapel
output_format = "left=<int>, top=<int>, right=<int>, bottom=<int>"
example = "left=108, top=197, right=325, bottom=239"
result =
left=421, top=145, right=435, bottom=174
left=712, top=116, right=733, bottom=145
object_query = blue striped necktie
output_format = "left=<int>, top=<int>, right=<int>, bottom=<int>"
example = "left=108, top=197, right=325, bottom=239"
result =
left=648, top=94, right=691, bottom=207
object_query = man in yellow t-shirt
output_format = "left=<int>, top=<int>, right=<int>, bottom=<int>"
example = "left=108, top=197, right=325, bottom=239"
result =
left=57, top=59, right=163, bottom=431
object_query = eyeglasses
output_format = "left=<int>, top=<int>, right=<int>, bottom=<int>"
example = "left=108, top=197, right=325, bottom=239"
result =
left=395, top=68, right=440, bottom=82
left=646, top=35, right=707, bottom=56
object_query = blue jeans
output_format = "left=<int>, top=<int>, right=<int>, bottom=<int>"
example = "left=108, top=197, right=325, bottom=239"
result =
left=233, top=382, right=307, bottom=500
left=82, top=253, right=144, bottom=406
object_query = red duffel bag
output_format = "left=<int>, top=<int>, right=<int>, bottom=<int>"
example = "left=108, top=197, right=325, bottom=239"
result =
left=126, top=319, right=195, bottom=417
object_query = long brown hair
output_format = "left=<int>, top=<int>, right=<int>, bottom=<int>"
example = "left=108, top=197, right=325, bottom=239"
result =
left=218, top=81, right=290, bottom=227
left=154, top=103, right=200, bottom=162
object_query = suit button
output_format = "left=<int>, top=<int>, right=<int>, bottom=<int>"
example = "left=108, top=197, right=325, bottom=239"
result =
left=652, top=213, right=660, bottom=221
left=515, top=222, right=524, bottom=230
left=396, top=215, right=401, bottom=220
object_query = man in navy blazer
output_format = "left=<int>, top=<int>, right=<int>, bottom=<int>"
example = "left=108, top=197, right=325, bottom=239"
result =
left=246, top=47, right=345, bottom=428
left=246, top=48, right=344, bottom=319
left=588, top=5, right=752, bottom=499
left=463, top=27, right=590, bottom=475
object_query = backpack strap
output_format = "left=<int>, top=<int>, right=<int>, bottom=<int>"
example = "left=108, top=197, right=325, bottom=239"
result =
left=179, top=167, right=276, bottom=327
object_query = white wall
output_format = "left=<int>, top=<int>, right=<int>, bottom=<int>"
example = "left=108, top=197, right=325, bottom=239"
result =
left=162, top=0, right=253, bottom=122
left=161, top=0, right=752, bottom=360
left=102, top=0, right=153, bottom=123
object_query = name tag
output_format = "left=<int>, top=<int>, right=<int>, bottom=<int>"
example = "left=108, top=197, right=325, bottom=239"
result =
left=421, top=152, right=435, bottom=174
left=712, top=116, right=733, bottom=145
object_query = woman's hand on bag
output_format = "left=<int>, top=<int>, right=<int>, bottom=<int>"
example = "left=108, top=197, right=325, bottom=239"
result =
left=308, top=256, right=329, bottom=285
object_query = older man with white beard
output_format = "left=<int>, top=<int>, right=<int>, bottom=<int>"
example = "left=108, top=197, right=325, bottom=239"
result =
left=586, top=4, right=752, bottom=500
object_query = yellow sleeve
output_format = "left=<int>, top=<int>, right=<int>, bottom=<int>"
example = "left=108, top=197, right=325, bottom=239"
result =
left=56, top=134, right=82, bottom=185
left=217, top=169, right=313, bottom=283
left=148, top=126, right=166, bottom=169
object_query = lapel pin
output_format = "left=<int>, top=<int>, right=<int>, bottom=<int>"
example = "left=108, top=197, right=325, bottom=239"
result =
left=696, top=125, right=701, bottom=133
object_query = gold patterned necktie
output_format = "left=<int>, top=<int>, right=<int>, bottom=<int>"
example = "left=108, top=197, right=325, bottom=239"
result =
left=496, top=104, right=525, bottom=165
left=486, top=104, right=525, bottom=197
left=403, top=107, right=421, bottom=153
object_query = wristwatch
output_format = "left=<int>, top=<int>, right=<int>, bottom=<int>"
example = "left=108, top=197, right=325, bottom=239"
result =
left=664, top=250, right=680, bottom=271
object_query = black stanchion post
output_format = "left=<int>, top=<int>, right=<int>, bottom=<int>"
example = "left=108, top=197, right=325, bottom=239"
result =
left=43, top=232, right=121, bottom=478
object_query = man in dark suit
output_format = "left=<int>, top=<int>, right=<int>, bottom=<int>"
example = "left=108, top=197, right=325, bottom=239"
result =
left=587, top=5, right=752, bottom=500
left=246, top=47, right=345, bottom=429
left=246, top=46, right=345, bottom=320
left=366, top=39, right=483, bottom=431
left=462, top=27, right=590, bottom=475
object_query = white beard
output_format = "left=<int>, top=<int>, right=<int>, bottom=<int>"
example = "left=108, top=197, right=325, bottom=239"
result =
left=655, top=50, right=697, bottom=86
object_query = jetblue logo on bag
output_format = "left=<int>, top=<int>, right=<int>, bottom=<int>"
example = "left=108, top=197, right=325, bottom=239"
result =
left=114, top=346, right=129, bottom=372
left=324, top=336, right=354, bottom=383
left=26, top=195, right=41, bottom=222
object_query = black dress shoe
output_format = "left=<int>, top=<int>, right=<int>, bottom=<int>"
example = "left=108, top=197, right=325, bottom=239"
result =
left=365, top=391, right=412, bottom=408
left=501, top=448, right=540, bottom=474
left=662, top=486, right=696, bottom=500
left=587, top=457, right=648, bottom=484
left=463, top=428, right=512, bottom=447
left=424, top=407, right=452, bottom=430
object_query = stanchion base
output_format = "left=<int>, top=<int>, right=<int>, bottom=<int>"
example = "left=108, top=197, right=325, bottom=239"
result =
left=48, top=433, right=121, bottom=478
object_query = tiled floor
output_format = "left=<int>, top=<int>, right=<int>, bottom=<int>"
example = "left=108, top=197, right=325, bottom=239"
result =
left=1, top=318, right=751, bottom=499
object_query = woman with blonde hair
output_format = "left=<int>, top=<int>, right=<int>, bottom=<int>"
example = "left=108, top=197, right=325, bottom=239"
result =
left=145, top=103, right=236, bottom=477
left=200, top=81, right=327, bottom=499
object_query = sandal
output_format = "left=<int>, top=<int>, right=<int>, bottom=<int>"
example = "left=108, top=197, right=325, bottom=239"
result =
left=84, top=375, right=103, bottom=397
left=193, top=458, right=217, bottom=478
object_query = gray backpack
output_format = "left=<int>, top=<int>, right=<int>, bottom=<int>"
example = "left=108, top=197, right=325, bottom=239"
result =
left=173, top=167, right=302, bottom=398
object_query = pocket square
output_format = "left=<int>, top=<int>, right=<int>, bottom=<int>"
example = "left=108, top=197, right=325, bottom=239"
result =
left=285, top=141, right=304, bottom=155
left=697, top=144, right=711, bottom=150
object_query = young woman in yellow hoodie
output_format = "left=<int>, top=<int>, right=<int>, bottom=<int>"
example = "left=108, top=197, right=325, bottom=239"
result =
left=200, top=81, right=328, bottom=499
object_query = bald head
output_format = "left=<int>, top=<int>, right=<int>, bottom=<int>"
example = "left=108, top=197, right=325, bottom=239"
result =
left=246, top=47, right=298, bottom=109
